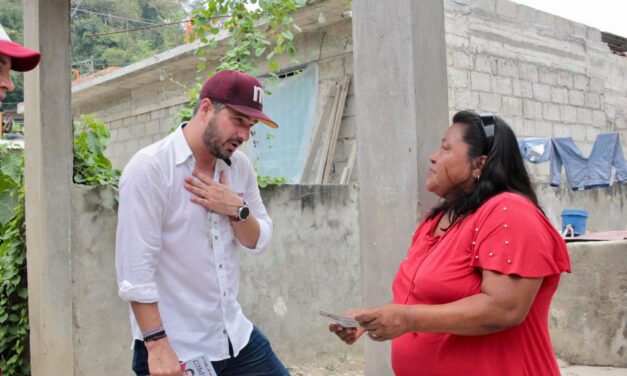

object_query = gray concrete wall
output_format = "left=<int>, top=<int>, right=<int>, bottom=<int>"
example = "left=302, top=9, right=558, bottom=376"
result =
left=69, top=184, right=360, bottom=375
left=550, top=241, right=627, bottom=367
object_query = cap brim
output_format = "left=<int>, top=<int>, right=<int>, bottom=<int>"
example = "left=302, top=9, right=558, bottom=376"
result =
left=0, top=41, right=41, bottom=72
left=226, top=103, right=279, bottom=129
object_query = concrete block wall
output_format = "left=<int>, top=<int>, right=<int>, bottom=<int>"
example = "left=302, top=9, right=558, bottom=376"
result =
left=443, top=0, right=627, bottom=187
left=69, top=184, right=361, bottom=375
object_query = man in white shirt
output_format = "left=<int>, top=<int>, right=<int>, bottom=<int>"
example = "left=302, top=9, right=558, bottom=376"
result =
left=116, top=70, right=290, bottom=376
left=0, top=24, right=40, bottom=109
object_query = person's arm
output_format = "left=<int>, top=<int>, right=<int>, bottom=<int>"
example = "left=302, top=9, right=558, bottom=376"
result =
left=115, top=155, right=180, bottom=375
left=131, top=302, right=181, bottom=376
left=355, top=270, right=542, bottom=341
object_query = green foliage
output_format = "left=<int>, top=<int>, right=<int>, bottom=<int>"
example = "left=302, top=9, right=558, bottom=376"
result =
left=0, top=115, right=119, bottom=375
left=73, top=115, right=122, bottom=187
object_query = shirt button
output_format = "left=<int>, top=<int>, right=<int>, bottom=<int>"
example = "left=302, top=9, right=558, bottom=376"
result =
left=223, top=292, right=226, bottom=296
left=219, top=264, right=223, bottom=268
left=223, top=329, right=227, bottom=335
left=214, top=235, right=218, bottom=240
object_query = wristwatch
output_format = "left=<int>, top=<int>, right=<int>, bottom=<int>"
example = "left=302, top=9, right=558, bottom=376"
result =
left=230, top=203, right=250, bottom=222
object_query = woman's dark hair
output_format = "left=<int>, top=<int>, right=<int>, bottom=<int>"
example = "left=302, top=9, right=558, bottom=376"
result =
left=428, top=110, right=541, bottom=224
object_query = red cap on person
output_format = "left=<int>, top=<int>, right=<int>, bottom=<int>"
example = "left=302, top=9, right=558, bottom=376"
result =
left=199, top=70, right=278, bottom=128
left=0, top=24, right=41, bottom=72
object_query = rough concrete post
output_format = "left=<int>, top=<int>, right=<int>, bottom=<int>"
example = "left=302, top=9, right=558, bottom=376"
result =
left=23, top=0, right=74, bottom=374
left=352, top=1, right=449, bottom=374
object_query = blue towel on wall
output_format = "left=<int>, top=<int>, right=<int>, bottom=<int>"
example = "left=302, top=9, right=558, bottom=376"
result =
left=550, top=132, right=627, bottom=190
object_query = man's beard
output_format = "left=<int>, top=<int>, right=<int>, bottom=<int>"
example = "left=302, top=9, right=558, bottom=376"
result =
left=202, top=114, right=243, bottom=160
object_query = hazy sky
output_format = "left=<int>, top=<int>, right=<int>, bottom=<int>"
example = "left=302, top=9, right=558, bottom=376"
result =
left=512, top=0, right=627, bottom=37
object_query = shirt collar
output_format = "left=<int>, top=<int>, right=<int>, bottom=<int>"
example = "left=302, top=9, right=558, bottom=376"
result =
left=173, top=123, right=193, bottom=166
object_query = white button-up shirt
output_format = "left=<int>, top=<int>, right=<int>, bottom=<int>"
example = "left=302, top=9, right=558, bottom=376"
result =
left=115, top=125, right=273, bottom=361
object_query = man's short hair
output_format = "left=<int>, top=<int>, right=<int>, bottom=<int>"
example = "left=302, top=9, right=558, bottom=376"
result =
left=193, top=99, right=226, bottom=116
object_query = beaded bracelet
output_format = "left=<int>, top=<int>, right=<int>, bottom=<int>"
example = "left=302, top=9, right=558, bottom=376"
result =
left=143, top=329, right=167, bottom=343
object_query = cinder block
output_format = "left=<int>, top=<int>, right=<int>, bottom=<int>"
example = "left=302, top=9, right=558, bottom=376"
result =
left=144, top=120, right=160, bottom=136
left=553, top=123, right=570, bottom=137
left=513, top=80, right=533, bottom=98
left=496, top=58, right=518, bottom=78
left=139, top=135, right=154, bottom=149
left=557, top=71, right=573, bottom=87
left=474, top=54, right=495, bottom=74
left=453, top=50, right=472, bottom=69
left=538, top=67, right=557, bottom=85
left=448, top=68, right=470, bottom=88
left=585, top=93, right=601, bottom=109
left=479, top=92, right=501, bottom=112
left=532, top=83, right=551, bottom=102
left=502, top=96, right=522, bottom=116
left=118, top=127, right=134, bottom=141
left=589, top=77, right=604, bottom=93
left=542, top=103, right=561, bottom=121
left=126, top=139, right=140, bottom=155
left=591, top=110, right=606, bottom=128
left=518, top=62, right=538, bottom=82
left=568, top=90, right=585, bottom=106
left=561, top=105, right=577, bottom=123
left=454, top=89, right=480, bottom=110
left=136, top=113, right=151, bottom=123
left=471, top=71, right=492, bottom=92
left=576, top=107, right=593, bottom=125
left=523, top=99, right=542, bottom=119
left=472, top=0, right=496, bottom=12
left=494, top=77, right=513, bottom=95
left=570, top=124, right=587, bottom=141
left=573, top=75, right=589, bottom=91
left=551, top=87, right=568, bottom=104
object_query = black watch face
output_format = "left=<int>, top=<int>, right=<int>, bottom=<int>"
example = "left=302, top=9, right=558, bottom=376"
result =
left=239, top=206, right=250, bottom=220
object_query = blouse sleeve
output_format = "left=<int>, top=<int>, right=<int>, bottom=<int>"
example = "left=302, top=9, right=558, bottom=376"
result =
left=469, top=195, right=571, bottom=278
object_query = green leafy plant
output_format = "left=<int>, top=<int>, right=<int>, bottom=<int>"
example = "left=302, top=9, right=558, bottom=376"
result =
left=0, top=115, right=120, bottom=375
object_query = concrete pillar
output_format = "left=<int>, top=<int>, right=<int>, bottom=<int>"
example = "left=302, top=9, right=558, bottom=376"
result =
left=352, top=1, right=449, bottom=374
left=23, top=0, right=74, bottom=374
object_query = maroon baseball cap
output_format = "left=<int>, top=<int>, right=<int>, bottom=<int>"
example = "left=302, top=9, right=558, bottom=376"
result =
left=200, top=70, right=278, bottom=128
left=0, top=24, right=41, bottom=72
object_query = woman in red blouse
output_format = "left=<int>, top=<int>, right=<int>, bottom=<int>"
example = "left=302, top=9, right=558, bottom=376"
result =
left=330, top=110, right=571, bottom=375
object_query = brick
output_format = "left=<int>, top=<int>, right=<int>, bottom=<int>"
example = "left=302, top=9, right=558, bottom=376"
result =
left=557, top=71, right=573, bottom=87
left=573, top=75, right=589, bottom=90
left=473, top=0, right=496, bottom=12
left=513, top=80, right=533, bottom=98
left=551, top=87, right=568, bottom=104
left=576, top=107, right=592, bottom=124
left=495, top=58, right=518, bottom=78
left=471, top=71, right=492, bottom=92
left=538, top=67, right=557, bottom=85
left=532, top=83, right=551, bottom=102
left=542, top=103, right=561, bottom=121
left=126, top=139, right=140, bottom=154
left=118, top=127, right=134, bottom=141
left=586, top=127, right=600, bottom=142
left=568, top=90, right=585, bottom=106
left=561, top=105, right=577, bottom=123
left=136, top=113, right=151, bottom=123
left=553, top=123, right=570, bottom=137
left=448, top=68, right=469, bottom=88
left=139, top=135, right=154, bottom=148
left=570, top=124, right=587, bottom=141
left=523, top=100, right=542, bottom=119
left=109, top=129, right=119, bottom=142
left=585, top=93, right=601, bottom=109
left=518, top=62, right=538, bottom=82
left=502, top=96, right=522, bottom=116
left=493, top=77, right=513, bottom=95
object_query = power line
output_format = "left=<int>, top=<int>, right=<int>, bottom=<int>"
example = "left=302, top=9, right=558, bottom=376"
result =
left=71, top=7, right=158, bottom=25
left=86, top=15, right=228, bottom=38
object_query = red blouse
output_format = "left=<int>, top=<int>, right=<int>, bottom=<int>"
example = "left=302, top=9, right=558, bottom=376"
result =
left=391, top=192, right=571, bottom=376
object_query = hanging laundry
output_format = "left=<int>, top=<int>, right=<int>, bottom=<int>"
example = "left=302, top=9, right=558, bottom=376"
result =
left=518, top=138, right=551, bottom=163
left=550, top=132, right=627, bottom=190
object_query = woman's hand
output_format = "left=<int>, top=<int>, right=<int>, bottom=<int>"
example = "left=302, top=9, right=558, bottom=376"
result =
left=329, top=323, right=365, bottom=345
left=354, top=304, right=411, bottom=341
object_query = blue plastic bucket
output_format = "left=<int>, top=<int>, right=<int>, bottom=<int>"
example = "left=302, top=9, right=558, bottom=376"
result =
left=561, top=209, right=588, bottom=236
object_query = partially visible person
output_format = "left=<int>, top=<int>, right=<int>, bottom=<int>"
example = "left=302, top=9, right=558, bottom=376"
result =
left=0, top=24, right=40, bottom=109
left=330, top=110, right=571, bottom=375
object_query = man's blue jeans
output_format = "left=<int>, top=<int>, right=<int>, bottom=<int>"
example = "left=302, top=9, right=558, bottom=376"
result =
left=132, top=326, right=290, bottom=376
